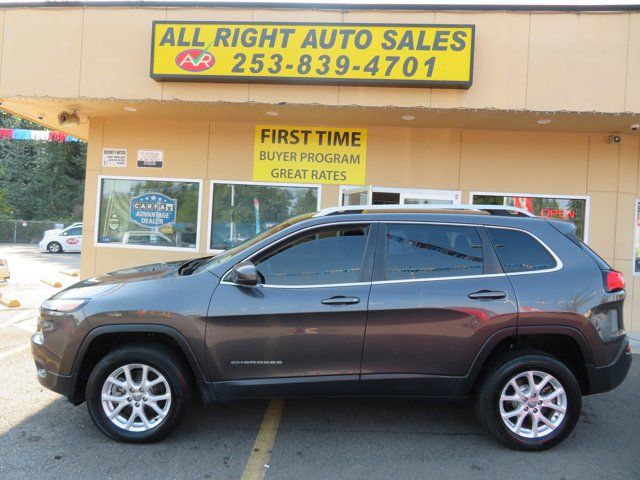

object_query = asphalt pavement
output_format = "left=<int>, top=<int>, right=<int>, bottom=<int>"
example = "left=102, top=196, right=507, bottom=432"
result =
left=0, top=245, right=638, bottom=479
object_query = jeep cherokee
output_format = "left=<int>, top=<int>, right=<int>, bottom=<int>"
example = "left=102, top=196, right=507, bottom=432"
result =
left=31, top=205, right=632, bottom=450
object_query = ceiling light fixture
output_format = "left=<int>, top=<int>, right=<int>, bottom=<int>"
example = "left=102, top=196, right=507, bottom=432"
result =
left=537, top=118, right=552, bottom=125
left=265, top=111, right=279, bottom=116
left=124, top=106, right=138, bottom=112
left=402, top=115, right=415, bottom=121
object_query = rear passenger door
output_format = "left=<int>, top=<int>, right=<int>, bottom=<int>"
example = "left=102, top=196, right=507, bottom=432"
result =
left=360, top=222, right=518, bottom=395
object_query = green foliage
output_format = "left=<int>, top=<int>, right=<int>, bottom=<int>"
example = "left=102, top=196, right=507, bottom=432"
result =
left=0, top=113, right=86, bottom=222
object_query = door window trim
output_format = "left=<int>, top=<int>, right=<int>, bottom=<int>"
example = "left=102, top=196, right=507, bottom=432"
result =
left=374, top=221, right=491, bottom=284
left=370, top=221, right=563, bottom=285
left=484, top=225, right=563, bottom=276
left=219, top=221, right=376, bottom=289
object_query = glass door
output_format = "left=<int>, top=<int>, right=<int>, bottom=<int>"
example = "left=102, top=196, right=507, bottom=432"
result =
left=399, top=191, right=461, bottom=205
left=342, top=186, right=373, bottom=206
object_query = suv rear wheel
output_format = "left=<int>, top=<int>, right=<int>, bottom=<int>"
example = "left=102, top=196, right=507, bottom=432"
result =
left=475, top=353, right=581, bottom=450
left=85, top=344, right=192, bottom=443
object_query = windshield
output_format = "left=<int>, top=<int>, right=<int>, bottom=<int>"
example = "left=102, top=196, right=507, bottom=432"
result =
left=195, top=212, right=317, bottom=272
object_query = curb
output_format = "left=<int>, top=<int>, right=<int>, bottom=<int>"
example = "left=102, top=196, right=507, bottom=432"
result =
left=0, top=291, right=21, bottom=308
left=40, top=278, right=62, bottom=288
left=59, top=269, right=79, bottom=277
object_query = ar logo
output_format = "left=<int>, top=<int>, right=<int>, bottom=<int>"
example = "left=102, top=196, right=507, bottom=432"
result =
left=175, top=49, right=215, bottom=72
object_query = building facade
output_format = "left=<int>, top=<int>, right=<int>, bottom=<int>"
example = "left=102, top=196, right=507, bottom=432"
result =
left=0, top=2, right=639, bottom=335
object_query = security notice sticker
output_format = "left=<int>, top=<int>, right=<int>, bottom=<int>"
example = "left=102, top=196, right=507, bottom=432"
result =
left=253, top=125, right=367, bottom=185
left=102, top=148, right=127, bottom=168
left=151, top=22, right=474, bottom=88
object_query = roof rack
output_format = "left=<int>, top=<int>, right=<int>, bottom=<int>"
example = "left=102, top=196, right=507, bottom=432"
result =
left=315, top=204, right=536, bottom=217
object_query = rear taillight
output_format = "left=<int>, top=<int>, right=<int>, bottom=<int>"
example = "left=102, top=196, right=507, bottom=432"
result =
left=605, top=270, right=625, bottom=292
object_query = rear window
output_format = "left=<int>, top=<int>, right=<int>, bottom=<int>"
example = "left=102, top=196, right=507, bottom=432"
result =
left=486, top=227, right=557, bottom=273
left=384, top=224, right=484, bottom=280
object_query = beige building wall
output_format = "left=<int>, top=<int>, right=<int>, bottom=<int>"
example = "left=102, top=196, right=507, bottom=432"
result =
left=0, top=7, right=638, bottom=113
left=79, top=117, right=640, bottom=333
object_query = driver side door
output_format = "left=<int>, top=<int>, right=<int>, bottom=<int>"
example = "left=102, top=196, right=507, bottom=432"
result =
left=206, top=222, right=377, bottom=399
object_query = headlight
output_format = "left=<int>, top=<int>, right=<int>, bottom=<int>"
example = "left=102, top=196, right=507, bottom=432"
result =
left=41, top=298, right=88, bottom=313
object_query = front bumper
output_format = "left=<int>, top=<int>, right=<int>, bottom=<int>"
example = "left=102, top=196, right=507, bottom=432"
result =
left=31, top=332, right=79, bottom=403
left=587, top=338, right=632, bottom=395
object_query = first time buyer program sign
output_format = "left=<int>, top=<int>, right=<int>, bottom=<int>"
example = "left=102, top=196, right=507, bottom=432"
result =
left=151, top=22, right=474, bottom=87
left=253, top=125, right=367, bottom=185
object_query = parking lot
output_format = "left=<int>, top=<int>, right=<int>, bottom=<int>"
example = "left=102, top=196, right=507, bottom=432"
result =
left=0, top=245, right=638, bottom=480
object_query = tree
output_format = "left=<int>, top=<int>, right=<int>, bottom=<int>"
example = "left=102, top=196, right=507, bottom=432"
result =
left=0, top=112, right=86, bottom=221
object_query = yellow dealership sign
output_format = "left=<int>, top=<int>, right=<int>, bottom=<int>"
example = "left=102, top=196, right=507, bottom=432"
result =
left=151, top=22, right=474, bottom=88
left=253, top=125, right=367, bottom=185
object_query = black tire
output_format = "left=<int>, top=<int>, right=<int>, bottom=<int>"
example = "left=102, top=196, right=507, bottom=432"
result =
left=86, top=344, right=192, bottom=443
left=47, top=241, right=62, bottom=253
left=475, top=353, right=582, bottom=451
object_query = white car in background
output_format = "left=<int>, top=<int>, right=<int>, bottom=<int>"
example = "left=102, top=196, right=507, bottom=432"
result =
left=0, top=258, right=9, bottom=282
left=42, top=222, right=83, bottom=238
left=39, top=225, right=83, bottom=253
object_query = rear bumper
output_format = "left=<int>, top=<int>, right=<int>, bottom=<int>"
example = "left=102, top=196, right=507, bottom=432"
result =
left=587, top=338, right=632, bottom=395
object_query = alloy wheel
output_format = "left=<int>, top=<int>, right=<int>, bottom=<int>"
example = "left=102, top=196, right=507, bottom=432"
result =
left=100, top=363, right=172, bottom=432
left=498, top=370, right=567, bottom=439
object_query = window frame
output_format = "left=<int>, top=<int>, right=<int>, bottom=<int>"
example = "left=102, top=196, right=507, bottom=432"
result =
left=469, top=191, right=591, bottom=243
left=220, top=221, right=376, bottom=289
left=94, top=175, right=203, bottom=252
left=338, top=185, right=462, bottom=207
left=371, top=221, right=563, bottom=284
left=484, top=225, right=563, bottom=276
left=633, top=199, right=640, bottom=276
left=374, top=221, right=492, bottom=284
left=207, top=180, right=322, bottom=254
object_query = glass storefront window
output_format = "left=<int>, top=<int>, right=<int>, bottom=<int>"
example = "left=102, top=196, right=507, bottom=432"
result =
left=209, top=182, right=320, bottom=251
left=97, top=177, right=201, bottom=250
left=634, top=200, right=640, bottom=275
left=471, top=192, right=588, bottom=241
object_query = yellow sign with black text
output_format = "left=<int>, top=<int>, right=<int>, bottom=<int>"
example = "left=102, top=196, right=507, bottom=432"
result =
left=253, top=125, right=367, bottom=185
left=151, top=22, right=474, bottom=88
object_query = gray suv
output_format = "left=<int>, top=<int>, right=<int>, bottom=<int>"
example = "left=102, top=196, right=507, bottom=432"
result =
left=31, top=205, right=632, bottom=450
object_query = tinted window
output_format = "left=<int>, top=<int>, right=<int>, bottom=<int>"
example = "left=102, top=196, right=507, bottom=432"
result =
left=486, top=228, right=556, bottom=273
left=63, top=227, right=82, bottom=236
left=255, top=225, right=369, bottom=286
left=384, top=224, right=483, bottom=280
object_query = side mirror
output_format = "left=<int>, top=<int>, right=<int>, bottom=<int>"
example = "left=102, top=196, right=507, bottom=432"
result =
left=230, top=261, right=259, bottom=286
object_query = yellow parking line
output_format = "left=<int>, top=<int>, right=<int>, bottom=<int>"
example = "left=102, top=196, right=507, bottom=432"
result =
left=240, top=399, right=285, bottom=480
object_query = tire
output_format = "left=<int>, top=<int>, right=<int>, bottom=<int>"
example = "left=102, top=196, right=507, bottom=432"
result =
left=85, top=344, right=193, bottom=443
left=47, top=241, right=62, bottom=253
left=475, top=353, right=581, bottom=451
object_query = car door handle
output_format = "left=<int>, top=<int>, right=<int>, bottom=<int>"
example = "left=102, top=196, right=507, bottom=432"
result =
left=321, top=296, right=360, bottom=305
left=468, top=290, right=507, bottom=300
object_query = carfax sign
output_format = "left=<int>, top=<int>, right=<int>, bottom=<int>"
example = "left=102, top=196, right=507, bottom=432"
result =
left=129, top=193, right=177, bottom=228
left=253, top=125, right=367, bottom=185
left=150, top=22, right=474, bottom=88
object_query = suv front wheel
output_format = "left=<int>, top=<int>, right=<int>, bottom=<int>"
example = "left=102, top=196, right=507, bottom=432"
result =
left=475, top=353, right=582, bottom=451
left=85, top=344, right=192, bottom=443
